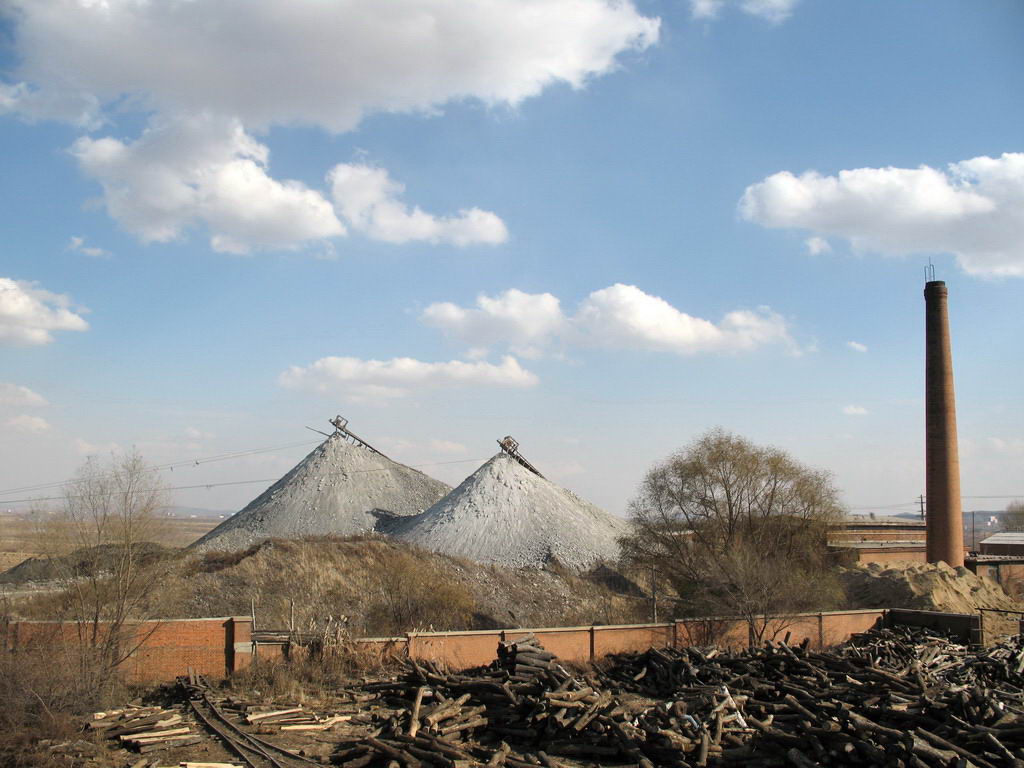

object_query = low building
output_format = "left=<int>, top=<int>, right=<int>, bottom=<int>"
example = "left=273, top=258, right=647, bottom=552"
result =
left=828, top=516, right=927, bottom=564
left=979, top=532, right=1024, bottom=557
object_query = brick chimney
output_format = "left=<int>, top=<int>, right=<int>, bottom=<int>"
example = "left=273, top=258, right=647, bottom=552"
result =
left=924, top=280, right=964, bottom=567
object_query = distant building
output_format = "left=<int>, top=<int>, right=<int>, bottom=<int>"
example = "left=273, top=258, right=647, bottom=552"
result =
left=979, top=532, right=1024, bottom=557
left=828, top=516, right=927, bottom=564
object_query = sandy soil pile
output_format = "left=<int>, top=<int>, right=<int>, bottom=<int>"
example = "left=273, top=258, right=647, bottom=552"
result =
left=190, top=436, right=450, bottom=552
left=388, top=453, right=630, bottom=572
left=841, top=561, right=1024, bottom=638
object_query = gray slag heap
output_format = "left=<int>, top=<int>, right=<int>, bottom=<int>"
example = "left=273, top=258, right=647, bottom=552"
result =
left=190, top=434, right=451, bottom=552
left=389, top=452, right=629, bottom=571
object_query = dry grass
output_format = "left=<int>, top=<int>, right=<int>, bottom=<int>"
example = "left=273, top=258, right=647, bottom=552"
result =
left=0, top=513, right=219, bottom=573
left=10, top=535, right=650, bottom=635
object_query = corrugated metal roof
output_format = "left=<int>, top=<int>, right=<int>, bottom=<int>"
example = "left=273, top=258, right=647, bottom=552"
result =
left=980, top=532, right=1024, bottom=546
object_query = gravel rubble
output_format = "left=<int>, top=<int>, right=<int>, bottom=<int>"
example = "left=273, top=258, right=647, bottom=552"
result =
left=190, top=436, right=451, bottom=552
left=388, top=452, right=629, bottom=572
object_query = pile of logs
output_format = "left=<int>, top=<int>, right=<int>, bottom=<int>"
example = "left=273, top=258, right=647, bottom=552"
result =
left=89, top=706, right=201, bottom=753
left=327, top=626, right=1024, bottom=767
left=231, top=706, right=351, bottom=732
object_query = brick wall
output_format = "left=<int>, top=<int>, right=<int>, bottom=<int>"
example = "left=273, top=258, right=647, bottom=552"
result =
left=2, top=617, right=251, bottom=684
left=2, top=609, right=893, bottom=682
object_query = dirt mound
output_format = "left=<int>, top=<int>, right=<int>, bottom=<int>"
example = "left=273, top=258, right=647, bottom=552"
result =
left=0, top=543, right=172, bottom=584
left=61, top=536, right=648, bottom=635
left=841, top=561, right=1024, bottom=639
left=190, top=435, right=450, bottom=552
left=390, top=453, right=630, bottom=571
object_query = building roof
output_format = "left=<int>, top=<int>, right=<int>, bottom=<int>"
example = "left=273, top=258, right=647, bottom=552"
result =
left=836, top=515, right=925, bottom=528
left=829, top=541, right=926, bottom=550
left=980, top=532, right=1024, bottom=546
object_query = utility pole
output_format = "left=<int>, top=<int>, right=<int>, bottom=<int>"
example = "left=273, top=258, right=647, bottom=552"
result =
left=650, top=567, right=658, bottom=623
left=919, top=494, right=926, bottom=520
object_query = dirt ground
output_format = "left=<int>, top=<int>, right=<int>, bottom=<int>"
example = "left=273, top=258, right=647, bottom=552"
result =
left=0, top=513, right=219, bottom=572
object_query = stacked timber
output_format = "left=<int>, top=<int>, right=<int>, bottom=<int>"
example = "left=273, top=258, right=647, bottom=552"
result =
left=239, top=706, right=350, bottom=732
left=89, top=706, right=201, bottom=753
left=496, top=634, right=558, bottom=679
left=328, top=626, right=1024, bottom=767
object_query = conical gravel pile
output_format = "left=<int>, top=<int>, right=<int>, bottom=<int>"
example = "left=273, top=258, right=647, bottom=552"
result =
left=190, top=435, right=451, bottom=552
left=389, top=452, right=629, bottom=571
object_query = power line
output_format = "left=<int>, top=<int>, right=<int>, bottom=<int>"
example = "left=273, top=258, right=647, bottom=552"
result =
left=0, top=438, right=324, bottom=496
left=0, top=456, right=491, bottom=506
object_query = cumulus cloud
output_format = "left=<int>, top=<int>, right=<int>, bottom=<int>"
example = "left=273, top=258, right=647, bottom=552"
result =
left=842, top=405, right=868, bottom=416
left=279, top=354, right=537, bottom=401
left=423, top=284, right=797, bottom=356
left=0, top=383, right=47, bottom=407
left=329, top=164, right=507, bottom=246
left=690, top=0, right=798, bottom=22
left=3, top=0, right=659, bottom=133
left=7, top=414, right=50, bottom=433
left=847, top=341, right=867, bottom=353
left=740, top=152, right=1024, bottom=277
left=422, top=289, right=564, bottom=356
left=66, top=236, right=111, bottom=258
left=3, top=1, right=658, bottom=255
left=72, top=115, right=344, bottom=254
left=576, top=284, right=795, bottom=354
left=0, top=277, right=89, bottom=346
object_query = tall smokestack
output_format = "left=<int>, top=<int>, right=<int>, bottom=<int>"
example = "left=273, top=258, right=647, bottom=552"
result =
left=924, top=280, right=964, bottom=567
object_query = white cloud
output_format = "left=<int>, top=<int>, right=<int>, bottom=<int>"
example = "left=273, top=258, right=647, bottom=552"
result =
left=329, top=164, right=507, bottom=246
left=0, top=383, right=47, bottom=407
left=0, top=277, right=89, bottom=346
left=184, top=426, right=215, bottom=440
left=6, top=1, right=658, bottom=255
left=575, top=284, right=796, bottom=354
left=422, top=289, right=564, bottom=356
left=66, top=236, right=111, bottom=258
left=847, top=341, right=867, bottom=353
left=3, top=0, right=658, bottom=133
left=0, top=2, right=661, bottom=258
left=7, top=414, right=50, bottom=433
left=279, top=354, right=538, bottom=401
left=72, top=115, right=344, bottom=254
left=805, top=236, right=831, bottom=255
left=740, top=152, right=1024, bottom=277
left=690, top=0, right=798, bottom=22
left=842, top=405, right=868, bottom=416
left=423, top=284, right=797, bottom=357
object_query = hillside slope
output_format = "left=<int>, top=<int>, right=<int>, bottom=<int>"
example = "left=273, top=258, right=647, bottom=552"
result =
left=117, top=537, right=649, bottom=636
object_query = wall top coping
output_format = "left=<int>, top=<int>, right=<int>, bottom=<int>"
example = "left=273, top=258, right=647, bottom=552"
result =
left=887, top=608, right=976, bottom=619
left=11, top=616, right=239, bottom=625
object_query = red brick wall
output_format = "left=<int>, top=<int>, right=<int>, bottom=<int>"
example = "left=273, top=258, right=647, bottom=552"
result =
left=3, top=617, right=250, bottom=684
left=405, top=610, right=886, bottom=670
left=3, top=609, right=887, bottom=682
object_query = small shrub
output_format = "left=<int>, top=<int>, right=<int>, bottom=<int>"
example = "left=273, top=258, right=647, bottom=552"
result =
left=364, top=550, right=475, bottom=635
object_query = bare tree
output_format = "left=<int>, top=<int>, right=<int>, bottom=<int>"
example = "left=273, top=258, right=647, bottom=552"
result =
left=1002, top=500, right=1024, bottom=532
left=619, top=429, right=844, bottom=645
left=34, top=450, right=171, bottom=699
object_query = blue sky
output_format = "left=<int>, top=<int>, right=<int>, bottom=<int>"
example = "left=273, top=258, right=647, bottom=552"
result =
left=1, top=0, right=1022, bottom=519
